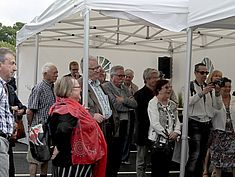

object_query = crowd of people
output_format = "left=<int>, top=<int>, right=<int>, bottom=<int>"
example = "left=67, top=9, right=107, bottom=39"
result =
left=0, top=47, right=234, bottom=177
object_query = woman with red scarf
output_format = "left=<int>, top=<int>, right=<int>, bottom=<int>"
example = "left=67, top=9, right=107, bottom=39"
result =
left=48, top=76, right=107, bottom=177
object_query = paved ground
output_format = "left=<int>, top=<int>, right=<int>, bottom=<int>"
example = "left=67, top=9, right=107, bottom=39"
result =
left=13, top=142, right=180, bottom=177
left=13, top=142, right=232, bottom=177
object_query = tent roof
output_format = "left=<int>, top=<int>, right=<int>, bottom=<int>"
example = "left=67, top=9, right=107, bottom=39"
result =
left=16, top=0, right=235, bottom=53
left=185, top=0, right=235, bottom=53
left=188, top=0, right=235, bottom=29
left=16, top=0, right=189, bottom=53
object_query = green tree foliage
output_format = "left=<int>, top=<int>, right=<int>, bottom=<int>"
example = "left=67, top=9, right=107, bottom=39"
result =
left=0, top=41, right=15, bottom=52
left=0, top=22, right=24, bottom=47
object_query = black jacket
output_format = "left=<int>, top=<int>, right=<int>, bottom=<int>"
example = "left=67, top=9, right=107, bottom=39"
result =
left=7, top=84, right=27, bottom=118
left=49, top=113, right=77, bottom=167
left=134, top=85, right=154, bottom=145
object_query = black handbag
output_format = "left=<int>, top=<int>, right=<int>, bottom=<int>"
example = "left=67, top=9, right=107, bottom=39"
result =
left=150, top=135, right=173, bottom=154
left=29, top=124, right=53, bottom=162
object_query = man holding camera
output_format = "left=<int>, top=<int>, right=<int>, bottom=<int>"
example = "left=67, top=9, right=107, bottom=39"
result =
left=185, top=63, right=223, bottom=177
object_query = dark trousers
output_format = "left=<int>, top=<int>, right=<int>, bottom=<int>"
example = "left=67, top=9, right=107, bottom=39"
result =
left=122, top=110, right=135, bottom=161
left=9, top=141, right=15, bottom=177
left=151, top=147, right=173, bottom=177
left=106, top=120, right=128, bottom=177
left=185, top=119, right=211, bottom=177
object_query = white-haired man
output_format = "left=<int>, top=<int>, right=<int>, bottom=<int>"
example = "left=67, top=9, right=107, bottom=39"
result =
left=27, top=63, right=58, bottom=177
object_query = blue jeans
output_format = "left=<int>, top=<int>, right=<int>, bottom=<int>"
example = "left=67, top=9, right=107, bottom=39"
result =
left=185, top=119, right=211, bottom=177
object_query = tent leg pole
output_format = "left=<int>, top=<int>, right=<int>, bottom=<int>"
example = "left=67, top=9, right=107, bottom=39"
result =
left=82, top=8, right=90, bottom=108
left=34, top=33, right=39, bottom=85
left=179, top=27, right=193, bottom=177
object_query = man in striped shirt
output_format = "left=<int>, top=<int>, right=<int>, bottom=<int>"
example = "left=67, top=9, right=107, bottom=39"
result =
left=27, top=63, right=58, bottom=177
left=0, top=48, right=17, bottom=177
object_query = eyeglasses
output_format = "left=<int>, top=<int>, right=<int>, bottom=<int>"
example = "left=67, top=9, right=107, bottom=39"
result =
left=163, top=85, right=172, bottom=89
left=196, top=71, right=209, bottom=75
left=114, top=74, right=125, bottom=78
left=89, top=66, right=101, bottom=71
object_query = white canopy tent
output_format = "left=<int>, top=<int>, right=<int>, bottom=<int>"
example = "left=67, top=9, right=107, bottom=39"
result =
left=16, top=0, right=235, bottom=98
left=16, top=0, right=190, bottom=57
left=180, top=1, right=235, bottom=177
left=16, top=0, right=190, bottom=160
left=17, top=0, right=235, bottom=54
left=16, top=0, right=235, bottom=176
left=17, top=0, right=188, bottom=117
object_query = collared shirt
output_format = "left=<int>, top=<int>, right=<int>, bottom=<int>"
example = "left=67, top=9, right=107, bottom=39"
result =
left=89, top=79, right=112, bottom=119
left=28, top=80, right=55, bottom=126
left=189, top=81, right=222, bottom=122
left=0, top=77, right=14, bottom=134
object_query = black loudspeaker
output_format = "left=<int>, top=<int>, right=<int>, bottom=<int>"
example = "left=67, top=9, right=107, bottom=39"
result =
left=158, top=56, right=172, bottom=79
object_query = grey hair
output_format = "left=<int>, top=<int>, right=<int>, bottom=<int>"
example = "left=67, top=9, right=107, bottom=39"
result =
left=110, top=65, right=124, bottom=77
left=125, top=69, right=134, bottom=76
left=80, top=55, right=97, bottom=72
left=41, top=63, right=56, bottom=74
left=143, top=68, right=159, bottom=83
left=0, top=48, right=15, bottom=62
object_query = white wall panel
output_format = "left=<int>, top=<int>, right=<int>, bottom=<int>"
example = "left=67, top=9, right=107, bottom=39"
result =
left=17, top=46, right=165, bottom=104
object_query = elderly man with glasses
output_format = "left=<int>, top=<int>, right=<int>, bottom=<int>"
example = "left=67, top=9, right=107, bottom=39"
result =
left=79, top=56, right=112, bottom=126
left=102, top=65, right=137, bottom=177
left=185, top=63, right=223, bottom=177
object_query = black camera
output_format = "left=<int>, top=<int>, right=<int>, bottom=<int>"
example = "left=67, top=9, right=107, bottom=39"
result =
left=211, top=78, right=225, bottom=87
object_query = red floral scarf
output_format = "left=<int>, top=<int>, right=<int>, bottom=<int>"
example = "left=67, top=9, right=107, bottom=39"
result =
left=49, top=97, right=107, bottom=177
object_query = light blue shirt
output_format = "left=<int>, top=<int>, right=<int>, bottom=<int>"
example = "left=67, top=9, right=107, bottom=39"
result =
left=0, top=77, right=14, bottom=134
left=89, top=79, right=112, bottom=119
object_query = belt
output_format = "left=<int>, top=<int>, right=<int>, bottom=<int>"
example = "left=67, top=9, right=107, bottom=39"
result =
left=0, top=131, right=11, bottom=140
left=195, top=120, right=211, bottom=125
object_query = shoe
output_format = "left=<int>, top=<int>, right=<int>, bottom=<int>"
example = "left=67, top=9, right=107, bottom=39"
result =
left=211, top=169, right=216, bottom=177
left=121, top=161, right=131, bottom=165
left=202, top=172, right=209, bottom=177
